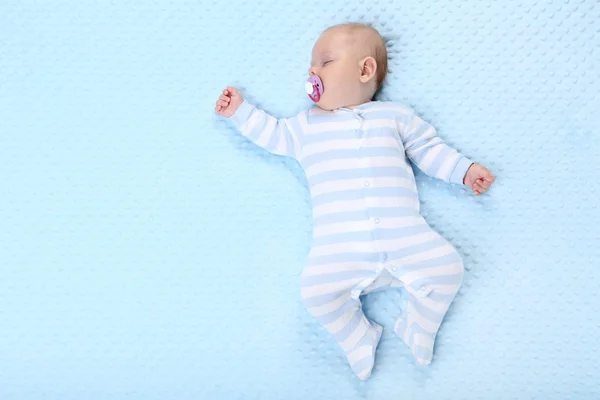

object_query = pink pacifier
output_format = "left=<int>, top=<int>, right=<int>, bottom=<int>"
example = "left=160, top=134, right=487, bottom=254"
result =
left=305, top=75, right=324, bottom=102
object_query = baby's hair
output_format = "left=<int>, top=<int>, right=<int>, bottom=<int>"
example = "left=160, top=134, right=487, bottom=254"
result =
left=324, top=22, right=388, bottom=91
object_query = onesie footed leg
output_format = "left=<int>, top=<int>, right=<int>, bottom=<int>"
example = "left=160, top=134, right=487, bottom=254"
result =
left=345, top=322, right=383, bottom=380
left=394, top=307, right=435, bottom=365
left=394, top=256, right=464, bottom=366
left=300, top=266, right=386, bottom=380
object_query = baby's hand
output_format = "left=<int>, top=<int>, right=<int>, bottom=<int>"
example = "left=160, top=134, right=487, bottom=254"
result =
left=215, top=87, right=243, bottom=118
left=464, top=164, right=496, bottom=196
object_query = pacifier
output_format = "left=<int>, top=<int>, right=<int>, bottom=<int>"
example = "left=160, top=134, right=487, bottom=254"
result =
left=305, top=75, right=324, bottom=103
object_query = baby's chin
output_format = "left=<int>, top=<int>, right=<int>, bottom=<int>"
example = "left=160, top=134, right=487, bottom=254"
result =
left=315, top=98, right=343, bottom=111
left=316, top=104, right=335, bottom=111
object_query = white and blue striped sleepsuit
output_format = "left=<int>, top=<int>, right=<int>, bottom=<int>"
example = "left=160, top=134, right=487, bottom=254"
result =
left=228, top=100, right=473, bottom=380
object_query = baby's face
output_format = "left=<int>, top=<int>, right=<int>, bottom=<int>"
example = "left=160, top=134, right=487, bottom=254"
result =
left=309, top=28, right=367, bottom=111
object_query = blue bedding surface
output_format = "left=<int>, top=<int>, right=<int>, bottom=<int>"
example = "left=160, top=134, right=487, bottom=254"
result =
left=1, top=1, right=599, bottom=399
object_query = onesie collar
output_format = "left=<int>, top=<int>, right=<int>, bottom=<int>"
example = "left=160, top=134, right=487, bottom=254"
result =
left=337, top=101, right=380, bottom=112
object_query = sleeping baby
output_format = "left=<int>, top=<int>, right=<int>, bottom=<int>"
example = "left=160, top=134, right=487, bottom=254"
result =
left=214, top=22, right=496, bottom=380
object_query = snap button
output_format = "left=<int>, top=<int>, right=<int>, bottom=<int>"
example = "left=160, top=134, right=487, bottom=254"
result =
left=417, top=286, right=433, bottom=297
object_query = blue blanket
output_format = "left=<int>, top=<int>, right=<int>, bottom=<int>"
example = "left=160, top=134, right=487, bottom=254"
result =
left=1, top=0, right=599, bottom=398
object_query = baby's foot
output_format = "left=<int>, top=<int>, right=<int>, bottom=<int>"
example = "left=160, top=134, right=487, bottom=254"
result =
left=345, top=323, right=383, bottom=380
left=394, top=315, right=435, bottom=365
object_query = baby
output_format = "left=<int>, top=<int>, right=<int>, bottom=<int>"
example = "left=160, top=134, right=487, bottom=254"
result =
left=214, top=23, right=495, bottom=380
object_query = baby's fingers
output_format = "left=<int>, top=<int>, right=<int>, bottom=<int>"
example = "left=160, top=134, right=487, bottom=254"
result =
left=477, top=178, right=491, bottom=190
left=219, top=94, right=231, bottom=103
left=482, top=172, right=496, bottom=184
left=225, top=87, right=240, bottom=97
left=473, top=182, right=487, bottom=194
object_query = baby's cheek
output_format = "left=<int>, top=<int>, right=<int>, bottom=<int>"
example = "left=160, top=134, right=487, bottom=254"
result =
left=322, top=78, right=338, bottom=97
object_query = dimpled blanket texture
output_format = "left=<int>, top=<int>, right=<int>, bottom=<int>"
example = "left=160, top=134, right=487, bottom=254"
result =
left=1, top=0, right=600, bottom=399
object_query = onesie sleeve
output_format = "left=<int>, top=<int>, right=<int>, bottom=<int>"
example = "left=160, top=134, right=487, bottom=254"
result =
left=397, top=106, right=473, bottom=186
left=228, top=100, right=305, bottom=160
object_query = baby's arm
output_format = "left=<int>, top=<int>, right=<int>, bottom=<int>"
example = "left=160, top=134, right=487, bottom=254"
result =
left=397, top=107, right=475, bottom=186
left=215, top=87, right=303, bottom=160
left=397, top=106, right=496, bottom=194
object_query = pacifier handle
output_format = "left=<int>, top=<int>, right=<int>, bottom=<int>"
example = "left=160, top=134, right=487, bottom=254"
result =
left=306, top=75, right=324, bottom=103
left=305, top=82, right=315, bottom=94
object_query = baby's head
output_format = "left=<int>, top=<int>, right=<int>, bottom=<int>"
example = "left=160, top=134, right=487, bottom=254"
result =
left=308, top=23, right=387, bottom=111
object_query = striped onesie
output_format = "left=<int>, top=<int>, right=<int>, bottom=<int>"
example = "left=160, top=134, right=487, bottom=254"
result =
left=228, top=99, right=473, bottom=380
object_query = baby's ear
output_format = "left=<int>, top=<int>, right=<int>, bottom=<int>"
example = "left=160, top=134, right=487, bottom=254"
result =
left=360, top=56, right=377, bottom=83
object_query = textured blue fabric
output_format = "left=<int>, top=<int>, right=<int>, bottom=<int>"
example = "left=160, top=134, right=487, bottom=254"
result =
left=1, top=1, right=599, bottom=399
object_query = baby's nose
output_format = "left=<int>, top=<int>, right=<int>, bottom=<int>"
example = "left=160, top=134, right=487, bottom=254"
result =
left=308, top=67, right=316, bottom=76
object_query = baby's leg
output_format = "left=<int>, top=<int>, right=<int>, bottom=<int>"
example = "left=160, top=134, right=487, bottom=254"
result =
left=301, top=275, right=383, bottom=380
left=394, top=244, right=464, bottom=365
